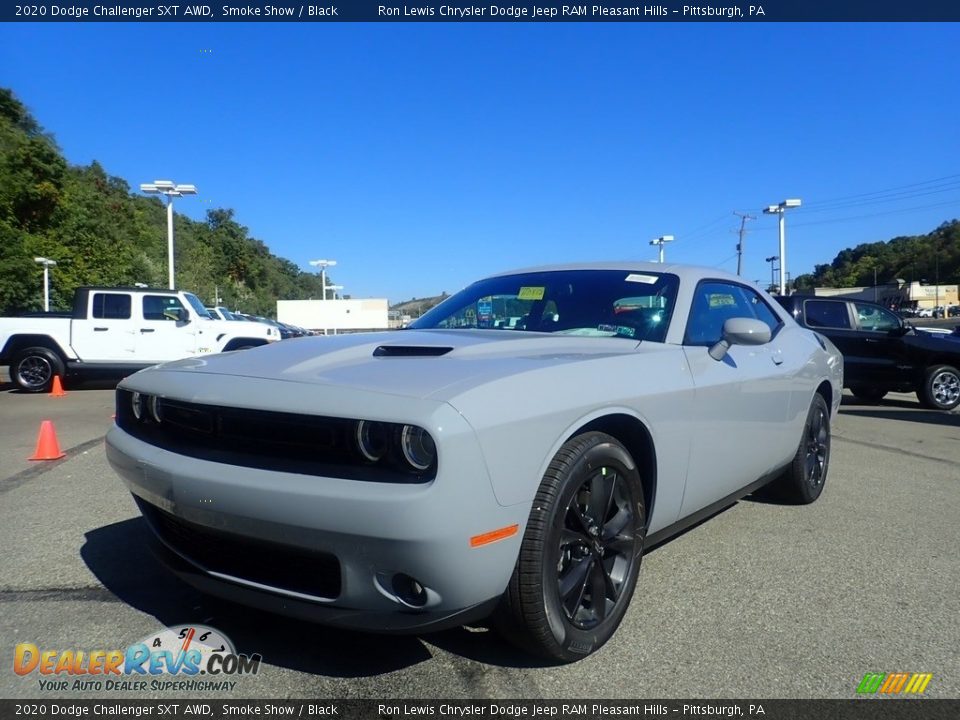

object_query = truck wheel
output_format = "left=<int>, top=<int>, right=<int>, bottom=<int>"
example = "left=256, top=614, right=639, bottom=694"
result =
left=918, top=365, right=960, bottom=411
left=11, top=347, right=65, bottom=393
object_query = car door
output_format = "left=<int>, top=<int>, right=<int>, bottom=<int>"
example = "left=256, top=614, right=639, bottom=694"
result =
left=800, top=299, right=866, bottom=385
left=69, top=291, right=137, bottom=362
left=135, top=294, right=200, bottom=363
left=680, top=281, right=793, bottom=515
left=851, top=302, right=915, bottom=387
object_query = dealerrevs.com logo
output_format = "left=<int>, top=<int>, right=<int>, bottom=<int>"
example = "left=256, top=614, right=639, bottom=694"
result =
left=14, top=625, right=261, bottom=692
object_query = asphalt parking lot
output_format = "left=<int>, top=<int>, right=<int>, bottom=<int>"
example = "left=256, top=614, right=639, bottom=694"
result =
left=0, top=373, right=957, bottom=700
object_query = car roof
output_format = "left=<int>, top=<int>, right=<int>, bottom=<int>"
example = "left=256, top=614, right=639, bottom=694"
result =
left=484, top=261, right=750, bottom=285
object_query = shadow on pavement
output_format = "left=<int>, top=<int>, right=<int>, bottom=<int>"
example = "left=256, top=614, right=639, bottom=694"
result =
left=81, top=518, right=490, bottom=676
left=839, top=407, right=960, bottom=427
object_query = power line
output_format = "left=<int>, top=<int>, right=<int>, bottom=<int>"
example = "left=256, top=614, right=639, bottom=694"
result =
left=733, top=211, right=755, bottom=276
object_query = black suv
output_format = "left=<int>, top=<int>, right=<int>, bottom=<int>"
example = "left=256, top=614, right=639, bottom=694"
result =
left=775, top=295, right=960, bottom=411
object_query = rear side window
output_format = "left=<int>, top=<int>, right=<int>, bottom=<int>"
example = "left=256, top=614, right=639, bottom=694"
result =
left=92, top=293, right=131, bottom=320
left=804, top=300, right=850, bottom=329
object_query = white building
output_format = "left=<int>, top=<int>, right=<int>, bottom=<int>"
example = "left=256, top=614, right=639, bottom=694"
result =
left=795, top=280, right=958, bottom=310
left=277, top=298, right=389, bottom=334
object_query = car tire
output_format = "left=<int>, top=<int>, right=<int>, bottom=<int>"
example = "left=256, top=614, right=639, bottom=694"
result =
left=766, top=394, right=831, bottom=505
left=918, top=365, right=960, bottom=411
left=850, top=386, right=887, bottom=403
left=495, top=431, right=645, bottom=662
left=11, top=346, right=65, bottom=393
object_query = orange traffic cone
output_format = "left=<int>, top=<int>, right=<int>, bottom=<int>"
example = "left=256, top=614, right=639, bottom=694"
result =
left=29, top=420, right=66, bottom=461
left=50, top=375, right=67, bottom=397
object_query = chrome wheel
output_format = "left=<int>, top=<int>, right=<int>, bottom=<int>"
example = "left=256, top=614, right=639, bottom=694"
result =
left=556, top=466, right=637, bottom=630
left=931, top=370, right=960, bottom=408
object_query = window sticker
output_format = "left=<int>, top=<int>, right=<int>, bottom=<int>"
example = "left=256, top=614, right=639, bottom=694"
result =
left=625, top=273, right=658, bottom=284
left=517, top=286, right=545, bottom=301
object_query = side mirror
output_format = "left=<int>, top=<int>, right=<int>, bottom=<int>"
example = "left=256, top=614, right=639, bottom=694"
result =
left=177, top=308, right=190, bottom=323
left=709, top=317, right=772, bottom=361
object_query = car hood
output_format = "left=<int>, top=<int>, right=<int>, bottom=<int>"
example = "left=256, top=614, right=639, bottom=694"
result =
left=142, top=329, right=664, bottom=401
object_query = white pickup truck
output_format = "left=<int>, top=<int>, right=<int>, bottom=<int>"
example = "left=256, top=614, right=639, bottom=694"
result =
left=0, top=286, right=279, bottom=392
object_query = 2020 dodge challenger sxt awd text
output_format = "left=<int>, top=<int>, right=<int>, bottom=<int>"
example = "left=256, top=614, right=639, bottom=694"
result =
left=107, top=263, right=843, bottom=662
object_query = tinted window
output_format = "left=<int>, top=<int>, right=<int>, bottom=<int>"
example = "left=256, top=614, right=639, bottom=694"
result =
left=410, top=269, right=679, bottom=343
left=854, top=302, right=900, bottom=331
left=804, top=300, right=850, bottom=329
left=92, top=293, right=131, bottom=320
left=143, top=295, right=186, bottom=321
left=685, top=281, right=772, bottom=345
left=741, top=286, right=782, bottom=334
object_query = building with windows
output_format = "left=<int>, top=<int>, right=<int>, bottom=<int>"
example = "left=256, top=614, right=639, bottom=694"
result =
left=795, top=280, right=958, bottom=311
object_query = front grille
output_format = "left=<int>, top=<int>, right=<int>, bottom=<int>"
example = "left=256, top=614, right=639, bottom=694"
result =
left=115, top=390, right=433, bottom=482
left=137, top=498, right=341, bottom=599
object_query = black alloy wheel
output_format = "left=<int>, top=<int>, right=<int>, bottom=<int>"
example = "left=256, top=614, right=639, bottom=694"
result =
left=496, top=431, right=645, bottom=662
left=11, top=347, right=65, bottom=393
left=555, top=465, right=637, bottom=630
left=766, top=393, right=831, bottom=505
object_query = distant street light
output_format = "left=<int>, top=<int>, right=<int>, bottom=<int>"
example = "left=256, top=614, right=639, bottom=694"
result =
left=762, top=198, right=801, bottom=296
left=140, top=179, right=198, bottom=289
left=765, top=255, right=779, bottom=293
left=326, top=284, right=344, bottom=300
left=649, top=235, right=675, bottom=263
left=34, top=256, right=57, bottom=311
left=309, top=259, right=337, bottom=300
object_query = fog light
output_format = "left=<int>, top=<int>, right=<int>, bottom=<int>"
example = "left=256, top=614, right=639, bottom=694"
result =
left=392, top=573, right=428, bottom=607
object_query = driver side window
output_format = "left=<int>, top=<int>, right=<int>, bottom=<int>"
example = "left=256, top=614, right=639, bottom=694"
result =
left=853, top=302, right=900, bottom=332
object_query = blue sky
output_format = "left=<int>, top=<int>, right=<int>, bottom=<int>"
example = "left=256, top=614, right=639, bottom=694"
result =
left=1, top=22, right=958, bottom=302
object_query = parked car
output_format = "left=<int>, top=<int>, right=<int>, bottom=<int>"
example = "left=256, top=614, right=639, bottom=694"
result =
left=775, top=295, right=960, bottom=410
left=107, top=263, right=842, bottom=662
left=0, top=287, right=278, bottom=392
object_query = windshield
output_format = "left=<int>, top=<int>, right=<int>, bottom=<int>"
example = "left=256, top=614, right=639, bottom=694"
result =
left=409, top=269, right=679, bottom=342
left=183, top=293, right=215, bottom=319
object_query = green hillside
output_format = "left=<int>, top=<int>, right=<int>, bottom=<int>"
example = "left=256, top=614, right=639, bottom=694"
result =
left=793, top=220, right=960, bottom=291
left=0, top=88, right=326, bottom=317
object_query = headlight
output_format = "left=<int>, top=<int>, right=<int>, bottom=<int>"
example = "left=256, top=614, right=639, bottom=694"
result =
left=131, top=391, right=144, bottom=420
left=355, top=420, right=389, bottom=462
left=148, top=395, right=163, bottom=424
left=400, top=425, right=436, bottom=471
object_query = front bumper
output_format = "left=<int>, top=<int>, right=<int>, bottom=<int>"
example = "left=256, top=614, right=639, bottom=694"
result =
left=105, top=405, right=529, bottom=633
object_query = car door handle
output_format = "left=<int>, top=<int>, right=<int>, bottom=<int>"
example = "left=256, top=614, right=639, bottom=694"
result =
left=140, top=328, right=155, bottom=333
left=771, top=348, right=784, bottom=365
left=93, top=327, right=108, bottom=332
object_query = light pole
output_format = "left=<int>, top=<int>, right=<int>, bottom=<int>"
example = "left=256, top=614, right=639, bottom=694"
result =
left=326, top=284, right=344, bottom=300
left=140, top=180, right=198, bottom=289
left=34, top=257, right=57, bottom=311
left=649, top=235, right=674, bottom=263
left=765, top=255, right=779, bottom=293
left=309, top=259, right=337, bottom=299
left=762, top=199, right=801, bottom=296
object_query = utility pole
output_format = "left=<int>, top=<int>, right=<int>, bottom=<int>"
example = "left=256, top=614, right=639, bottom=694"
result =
left=733, top=212, right=755, bottom=276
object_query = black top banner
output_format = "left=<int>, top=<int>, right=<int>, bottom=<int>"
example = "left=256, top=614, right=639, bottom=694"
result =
left=3, top=0, right=960, bottom=22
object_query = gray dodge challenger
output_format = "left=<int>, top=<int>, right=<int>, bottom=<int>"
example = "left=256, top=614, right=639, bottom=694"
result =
left=106, top=263, right=843, bottom=662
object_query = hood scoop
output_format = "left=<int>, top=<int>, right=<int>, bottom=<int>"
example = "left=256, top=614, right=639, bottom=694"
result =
left=373, top=345, right=454, bottom=357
